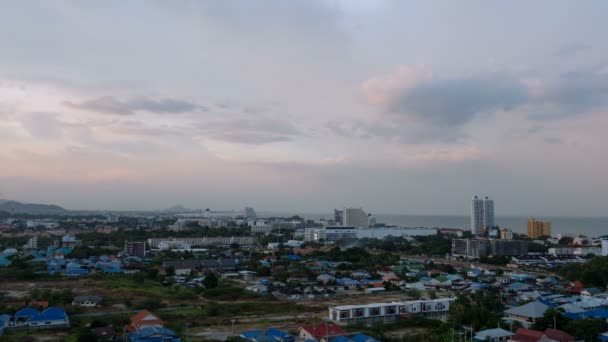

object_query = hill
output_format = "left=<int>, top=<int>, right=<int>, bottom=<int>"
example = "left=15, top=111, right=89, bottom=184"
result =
left=0, top=199, right=68, bottom=214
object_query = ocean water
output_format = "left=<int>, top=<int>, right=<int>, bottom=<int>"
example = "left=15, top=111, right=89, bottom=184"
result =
left=259, top=212, right=608, bottom=238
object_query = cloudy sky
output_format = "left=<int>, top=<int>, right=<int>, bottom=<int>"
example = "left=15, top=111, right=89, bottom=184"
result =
left=1, top=1, right=607, bottom=215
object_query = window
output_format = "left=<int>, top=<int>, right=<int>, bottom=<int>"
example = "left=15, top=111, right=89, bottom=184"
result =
left=386, top=306, right=396, bottom=315
left=353, top=309, right=364, bottom=318
left=369, top=307, right=380, bottom=316
left=340, top=311, right=349, bottom=319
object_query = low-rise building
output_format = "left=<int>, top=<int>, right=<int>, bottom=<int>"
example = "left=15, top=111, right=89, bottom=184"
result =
left=72, top=296, right=103, bottom=307
left=328, top=298, right=456, bottom=324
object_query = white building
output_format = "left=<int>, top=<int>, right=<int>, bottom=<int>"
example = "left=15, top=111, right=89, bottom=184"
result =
left=26, top=236, right=38, bottom=250
left=602, top=240, right=608, bottom=256
left=328, top=298, right=455, bottom=324
left=249, top=220, right=273, bottom=234
left=471, top=196, right=494, bottom=235
left=343, top=208, right=368, bottom=228
left=355, top=227, right=437, bottom=239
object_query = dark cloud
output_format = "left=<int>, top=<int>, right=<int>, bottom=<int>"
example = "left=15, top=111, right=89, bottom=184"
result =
left=326, top=120, right=468, bottom=145
left=529, top=67, right=608, bottom=119
left=388, top=74, right=529, bottom=126
left=552, top=42, right=591, bottom=57
left=64, top=96, right=203, bottom=115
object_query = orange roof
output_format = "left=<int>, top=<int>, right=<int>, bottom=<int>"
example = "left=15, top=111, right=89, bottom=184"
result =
left=130, top=310, right=164, bottom=327
left=29, top=301, right=49, bottom=309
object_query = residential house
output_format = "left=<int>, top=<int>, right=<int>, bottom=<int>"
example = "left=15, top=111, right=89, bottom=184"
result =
left=8, top=307, right=39, bottom=327
left=126, top=310, right=164, bottom=332
left=65, top=261, right=88, bottom=276
left=299, top=323, right=346, bottom=342
left=92, top=326, right=116, bottom=341
left=240, top=328, right=295, bottom=342
left=129, top=326, right=181, bottom=342
left=72, top=295, right=103, bottom=307
left=330, top=333, right=380, bottom=342
left=473, top=328, right=514, bottom=342
left=503, top=301, right=550, bottom=328
left=511, top=328, right=574, bottom=342
left=581, top=288, right=601, bottom=297
left=28, top=307, right=70, bottom=329
left=163, top=260, right=201, bottom=276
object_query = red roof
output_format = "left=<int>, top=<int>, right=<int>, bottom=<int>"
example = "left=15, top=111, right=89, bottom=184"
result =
left=300, top=323, right=346, bottom=338
left=126, top=310, right=164, bottom=332
left=570, top=281, right=584, bottom=293
left=513, top=328, right=545, bottom=342
left=545, top=328, right=574, bottom=342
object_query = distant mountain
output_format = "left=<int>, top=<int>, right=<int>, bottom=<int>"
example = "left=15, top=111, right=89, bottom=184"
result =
left=0, top=199, right=68, bottom=214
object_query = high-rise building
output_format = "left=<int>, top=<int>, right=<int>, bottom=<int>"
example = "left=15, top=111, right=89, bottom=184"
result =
left=125, top=241, right=146, bottom=257
left=244, top=207, right=257, bottom=219
left=527, top=217, right=552, bottom=239
left=471, top=196, right=484, bottom=235
left=343, top=208, right=368, bottom=227
left=26, top=236, right=38, bottom=250
left=483, top=197, right=494, bottom=229
left=333, top=209, right=343, bottom=225
left=470, top=196, right=495, bottom=235
left=500, top=228, right=513, bottom=240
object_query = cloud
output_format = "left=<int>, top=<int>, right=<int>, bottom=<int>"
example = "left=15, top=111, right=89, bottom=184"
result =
left=552, top=42, right=591, bottom=57
left=362, top=67, right=529, bottom=126
left=543, top=137, right=562, bottom=145
left=200, top=117, right=301, bottom=145
left=19, top=113, right=64, bottom=139
left=64, top=96, right=203, bottom=115
left=528, top=66, right=608, bottom=119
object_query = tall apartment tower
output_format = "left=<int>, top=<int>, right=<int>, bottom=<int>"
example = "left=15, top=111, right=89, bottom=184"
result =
left=483, top=197, right=495, bottom=229
left=333, top=209, right=343, bottom=225
left=471, top=196, right=484, bottom=235
left=343, top=208, right=368, bottom=227
left=471, top=196, right=495, bottom=235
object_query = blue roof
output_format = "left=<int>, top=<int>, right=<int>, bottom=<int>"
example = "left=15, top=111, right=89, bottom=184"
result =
left=14, top=307, right=40, bottom=318
left=564, top=312, right=582, bottom=320
left=538, top=299, right=559, bottom=308
left=30, top=307, right=68, bottom=322
left=266, top=328, right=294, bottom=342
left=330, top=337, right=351, bottom=342
left=0, top=257, right=10, bottom=267
left=130, top=326, right=180, bottom=341
left=582, top=308, right=608, bottom=319
left=351, top=333, right=381, bottom=342
left=241, top=330, right=263, bottom=339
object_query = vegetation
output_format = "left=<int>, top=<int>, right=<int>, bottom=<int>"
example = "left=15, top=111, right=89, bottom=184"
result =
left=557, top=256, right=608, bottom=287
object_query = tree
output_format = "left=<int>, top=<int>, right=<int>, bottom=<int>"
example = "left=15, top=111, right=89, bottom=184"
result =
left=77, top=327, right=97, bottom=342
left=165, top=266, right=175, bottom=277
left=564, top=318, right=608, bottom=341
left=532, top=308, right=566, bottom=331
left=406, top=289, right=422, bottom=300
left=203, top=272, right=219, bottom=289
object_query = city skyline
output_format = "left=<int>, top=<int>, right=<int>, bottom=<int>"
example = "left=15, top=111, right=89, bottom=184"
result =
left=1, top=1, right=608, bottom=215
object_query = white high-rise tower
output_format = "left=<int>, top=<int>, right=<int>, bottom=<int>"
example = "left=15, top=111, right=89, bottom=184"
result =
left=471, top=196, right=495, bottom=235
left=471, top=196, right=484, bottom=235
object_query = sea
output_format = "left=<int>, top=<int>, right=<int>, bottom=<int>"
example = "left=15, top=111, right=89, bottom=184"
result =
left=258, top=212, right=608, bottom=238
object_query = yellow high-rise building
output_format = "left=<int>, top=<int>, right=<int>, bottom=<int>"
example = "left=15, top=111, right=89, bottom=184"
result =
left=527, top=217, right=552, bottom=238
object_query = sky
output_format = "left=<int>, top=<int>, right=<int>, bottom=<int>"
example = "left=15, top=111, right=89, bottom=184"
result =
left=1, top=1, right=607, bottom=216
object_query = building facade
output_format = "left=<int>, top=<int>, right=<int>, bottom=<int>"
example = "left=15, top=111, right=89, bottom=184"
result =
left=471, top=196, right=494, bottom=235
left=329, top=298, right=455, bottom=324
left=342, top=208, right=368, bottom=228
left=125, top=241, right=146, bottom=257
left=452, top=238, right=528, bottom=259
left=527, top=217, right=552, bottom=238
